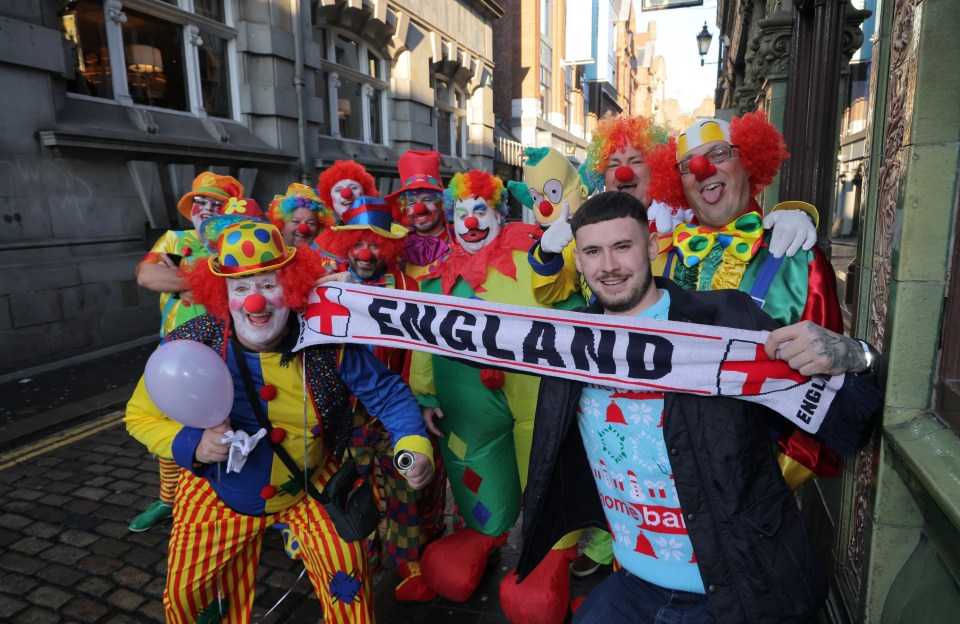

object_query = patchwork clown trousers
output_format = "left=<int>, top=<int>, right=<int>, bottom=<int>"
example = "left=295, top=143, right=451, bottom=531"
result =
left=164, top=470, right=374, bottom=624
left=350, top=418, right=446, bottom=566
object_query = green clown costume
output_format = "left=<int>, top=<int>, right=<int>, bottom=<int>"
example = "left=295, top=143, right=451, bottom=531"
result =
left=409, top=171, right=584, bottom=624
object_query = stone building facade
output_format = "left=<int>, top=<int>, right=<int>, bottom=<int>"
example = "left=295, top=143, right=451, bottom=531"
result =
left=0, top=0, right=502, bottom=376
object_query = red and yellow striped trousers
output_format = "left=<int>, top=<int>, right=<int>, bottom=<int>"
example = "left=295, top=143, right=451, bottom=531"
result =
left=164, top=471, right=375, bottom=623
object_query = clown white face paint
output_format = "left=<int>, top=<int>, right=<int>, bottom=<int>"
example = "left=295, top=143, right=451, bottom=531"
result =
left=227, top=273, right=290, bottom=352
left=453, top=196, right=501, bottom=254
left=190, top=196, right=225, bottom=231
left=331, top=179, right=364, bottom=217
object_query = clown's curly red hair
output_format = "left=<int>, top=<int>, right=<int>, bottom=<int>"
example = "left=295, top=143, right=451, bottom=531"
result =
left=646, top=111, right=789, bottom=210
left=317, top=161, right=378, bottom=208
left=182, top=247, right=329, bottom=324
left=315, top=229, right=405, bottom=269
left=645, top=136, right=688, bottom=209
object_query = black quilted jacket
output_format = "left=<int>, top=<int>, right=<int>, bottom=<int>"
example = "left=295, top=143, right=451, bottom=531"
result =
left=516, top=278, right=880, bottom=623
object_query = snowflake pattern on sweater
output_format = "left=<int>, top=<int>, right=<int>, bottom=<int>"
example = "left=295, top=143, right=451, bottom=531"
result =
left=576, top=291, right=705, bottom=594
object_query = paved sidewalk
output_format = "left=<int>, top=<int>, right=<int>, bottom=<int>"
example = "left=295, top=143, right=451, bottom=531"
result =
left=0, top=413, right=606, bottom=622
left=0, top=342, right=607, bottom=622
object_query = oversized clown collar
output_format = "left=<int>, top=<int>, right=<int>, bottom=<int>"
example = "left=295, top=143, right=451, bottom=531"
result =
left=424, top=222, right=541, bottom=294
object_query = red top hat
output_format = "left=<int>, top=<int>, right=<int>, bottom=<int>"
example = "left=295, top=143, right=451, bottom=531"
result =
left=384, top=150, right=444, bottom=208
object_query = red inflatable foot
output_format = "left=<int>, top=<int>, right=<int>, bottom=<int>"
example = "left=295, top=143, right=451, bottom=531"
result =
left=395, top=562, right=437, bottom=602
left=499, top=546, right=577, bottom=624
left=421, top=528, right=509, bottom=602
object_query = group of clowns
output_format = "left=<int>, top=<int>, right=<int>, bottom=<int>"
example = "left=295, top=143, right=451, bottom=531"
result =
left=126, top=109, right=841, bottom=623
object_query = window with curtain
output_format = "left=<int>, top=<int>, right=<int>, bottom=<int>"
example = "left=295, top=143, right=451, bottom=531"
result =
left=58, top=0, right=236, bottom=118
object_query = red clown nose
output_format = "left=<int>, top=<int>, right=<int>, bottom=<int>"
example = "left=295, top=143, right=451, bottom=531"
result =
left=614, top=165, right=634, bottom=183
left=356, top=248, right=373, bottom=262
left=688, top=155, right=717, bottom=181
left=464, top=215, right=479, bottom=229
left=296, top=223, right=311, bottom=234
left=339, top=188, right=354, bottom=200
left=413, top=202, right=428, bottom=215
left=244, top=293, right=266, bottom=313
left=538, top=200, right=553, bottom=218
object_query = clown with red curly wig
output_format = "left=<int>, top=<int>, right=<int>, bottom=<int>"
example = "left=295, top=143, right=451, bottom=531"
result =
left=646, top=111, right=843, bottom=490
left=317, top=160, right=378, bottom=220
left=409, top=170, right=585, bottom=624
left=125, top=221, right=434, bottom=623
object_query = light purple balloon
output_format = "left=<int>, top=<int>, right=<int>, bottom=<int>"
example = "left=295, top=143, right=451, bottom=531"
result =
left=144, top=340, right=234, bottom=429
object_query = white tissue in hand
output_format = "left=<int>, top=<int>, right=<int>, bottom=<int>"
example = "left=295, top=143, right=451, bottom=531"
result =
left=221, top=428, right=268, bottom=474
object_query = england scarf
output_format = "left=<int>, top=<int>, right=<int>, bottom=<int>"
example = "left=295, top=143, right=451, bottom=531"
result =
left=295, top=283, right=844, bottom=434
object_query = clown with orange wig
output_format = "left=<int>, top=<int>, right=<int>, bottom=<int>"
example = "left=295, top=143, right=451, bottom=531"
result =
left=646, top=112, right=843, bottom=488
left=410, top=170, right=584, bottom=624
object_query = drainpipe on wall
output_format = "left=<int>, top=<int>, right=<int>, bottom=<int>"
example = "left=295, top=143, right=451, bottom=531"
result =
left=292, top=0, right=310, bottom=184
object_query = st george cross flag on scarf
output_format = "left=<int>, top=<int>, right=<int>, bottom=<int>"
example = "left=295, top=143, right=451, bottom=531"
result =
left=295, top=283, right=845, bottom=434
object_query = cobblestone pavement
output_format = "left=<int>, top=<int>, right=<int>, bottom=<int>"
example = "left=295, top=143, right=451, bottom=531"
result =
left=0, top=412, right=605, bottom=623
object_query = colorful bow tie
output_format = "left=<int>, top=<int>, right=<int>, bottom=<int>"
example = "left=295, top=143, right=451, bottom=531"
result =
left=673, top=211, right=764, bottom=268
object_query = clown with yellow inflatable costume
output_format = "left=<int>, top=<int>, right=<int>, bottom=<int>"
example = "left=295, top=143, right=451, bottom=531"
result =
left=409, top=170, right=584, bottom=623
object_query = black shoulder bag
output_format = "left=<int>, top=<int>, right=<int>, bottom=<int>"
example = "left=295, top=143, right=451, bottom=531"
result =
left=230, top=338, right=381, bottom=542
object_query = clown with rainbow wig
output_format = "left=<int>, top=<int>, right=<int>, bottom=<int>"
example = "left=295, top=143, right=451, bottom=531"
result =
left=266, top=182, right=335, bottom=249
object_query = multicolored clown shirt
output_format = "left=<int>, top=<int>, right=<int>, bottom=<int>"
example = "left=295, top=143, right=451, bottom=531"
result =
left=141, top=230, right=212, bottom=337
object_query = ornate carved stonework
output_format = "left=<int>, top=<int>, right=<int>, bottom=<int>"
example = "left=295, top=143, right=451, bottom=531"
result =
left=867, top=0, right=916, bottom=351
left=845, top=0, right=919, bottom=603
left=753, top=13, right=794, bottom=78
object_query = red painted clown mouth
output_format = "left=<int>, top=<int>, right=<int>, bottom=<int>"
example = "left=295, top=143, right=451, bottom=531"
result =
left=460, top=228, right=490, bottom=243
left=245, top=311, right=274, bottom=328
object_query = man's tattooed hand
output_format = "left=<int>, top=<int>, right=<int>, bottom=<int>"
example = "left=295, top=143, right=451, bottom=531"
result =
left=764, top=321, right=869, bottom=377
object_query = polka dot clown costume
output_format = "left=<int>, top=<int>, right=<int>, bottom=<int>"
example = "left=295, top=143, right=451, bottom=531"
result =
left=124, top=221, right=434, bottom=624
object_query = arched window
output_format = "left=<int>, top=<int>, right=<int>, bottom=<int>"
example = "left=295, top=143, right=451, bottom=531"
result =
left=58, top=0, right=237, bottom=118
left=315, top=29, right=389, bottom=145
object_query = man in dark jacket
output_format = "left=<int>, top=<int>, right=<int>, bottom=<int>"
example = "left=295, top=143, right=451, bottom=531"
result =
left=516, top=191, right=881, bottom=623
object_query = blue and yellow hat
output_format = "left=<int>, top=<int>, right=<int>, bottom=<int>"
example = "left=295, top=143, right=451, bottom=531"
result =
left=332, top=196, right=408, bottom=239
left=209, top=222, right=297, bottom=277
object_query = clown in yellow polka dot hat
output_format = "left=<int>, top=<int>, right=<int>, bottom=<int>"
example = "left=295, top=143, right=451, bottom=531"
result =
left=209, top=221, right=297, bottom=277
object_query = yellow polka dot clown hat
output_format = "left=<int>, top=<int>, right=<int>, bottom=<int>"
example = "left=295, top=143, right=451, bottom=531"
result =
left=209, top=221, right=296, bottom=277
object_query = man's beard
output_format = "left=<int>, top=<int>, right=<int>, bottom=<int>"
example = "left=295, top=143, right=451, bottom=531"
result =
left=591, top=270, right=654, bottom=314
left=350, top=258, right=385, bottom=281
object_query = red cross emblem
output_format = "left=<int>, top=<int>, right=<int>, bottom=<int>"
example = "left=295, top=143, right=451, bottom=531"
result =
left=719, top=342, right=807, bottom=395
left=305, top=286, right=351, bottom=337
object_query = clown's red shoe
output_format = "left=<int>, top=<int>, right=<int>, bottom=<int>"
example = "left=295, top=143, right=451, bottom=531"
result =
left=394, top=562, right=436, bottom=602
left=420, top=528, right=509, bottom=602
left=499, top=546, right=577, bottom=624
